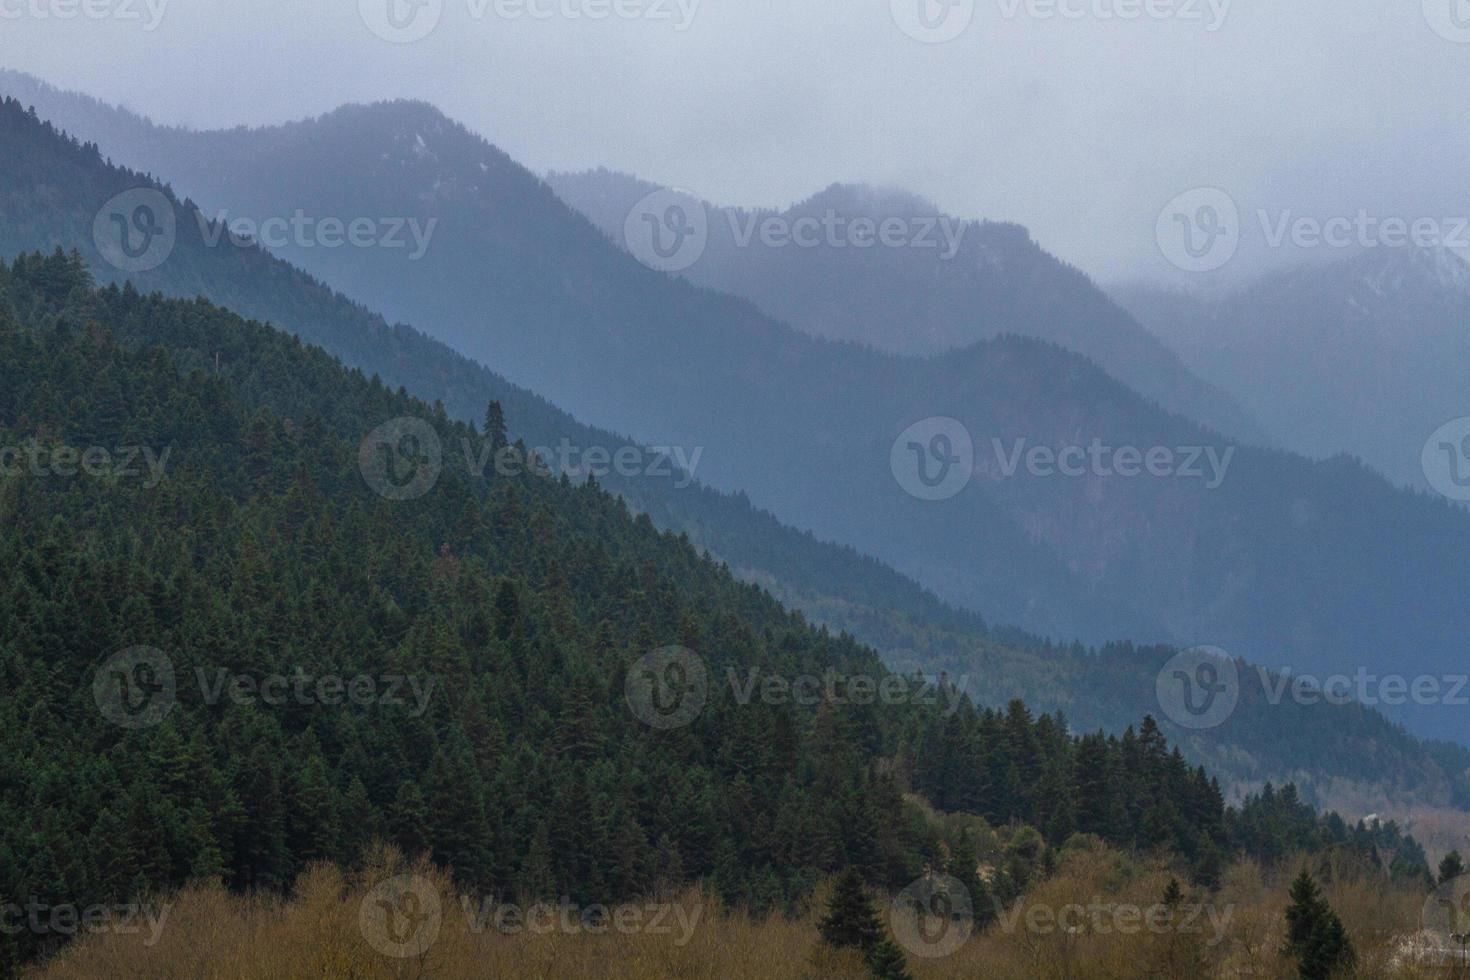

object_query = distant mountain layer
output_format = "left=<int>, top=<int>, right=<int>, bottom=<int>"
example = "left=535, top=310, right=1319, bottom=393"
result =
left=5, top=89, right=1470, bottom=816
left=546, top=168, right=1272, bottom=448
left=1114, top=246, right=1470, bottom=493
left=6, top=77, right=1470, bottom=752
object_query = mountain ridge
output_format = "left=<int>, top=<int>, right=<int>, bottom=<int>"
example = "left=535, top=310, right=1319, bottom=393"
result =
left=8, top=82, right=1470, bottom=758
left=545, top=166, right=1274, bottom=447
left=1115, top=245, right=1470, bottom=493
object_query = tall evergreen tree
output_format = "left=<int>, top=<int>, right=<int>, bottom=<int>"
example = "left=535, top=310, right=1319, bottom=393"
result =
left=484, top=400, right=508, bottom=452
left=1440, top=850, right=1465, bottom=885
left=866, top=939, right=913, bottom=980
left=818, top=869, right=883, bottom=953
left=1282, top=869, right=1357, bottom=980
left=1161, top=877, right=1183, bottom=909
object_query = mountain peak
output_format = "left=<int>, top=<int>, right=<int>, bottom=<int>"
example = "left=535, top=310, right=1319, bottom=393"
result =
left=333, top=98, right=450, bottom=126
left=794, top=182, right=941, bottom=219
left=1349, top=244, right=1470, bottom=301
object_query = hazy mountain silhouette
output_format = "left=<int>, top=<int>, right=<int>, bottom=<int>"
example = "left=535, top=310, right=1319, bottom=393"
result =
left=7, top=74, right=1470, bottom=745
left=1116, top=246, right=1470, bottom=494
left=546, top=168, right=1272, bottom=447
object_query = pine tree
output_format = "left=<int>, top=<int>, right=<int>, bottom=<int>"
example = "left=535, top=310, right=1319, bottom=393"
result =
left=1283, top=868, right=1321, bottom=961
left=387, top=781, right=430, bottom=859
left=1440, top=850, right=1465, bottom=885
left=866, top=939, right=913, bottom=980
left=1162, top=877, right=1183, bottom=909
left=1301, top=915, right=1356, bottom=980
left=818, top=868, right=883, bottom=953
left=338, top=778, right=375, bottom=866
left=651, top=832, right=686, bottom=900
left=286, top=754, right=340, bottom=868
left=948, top=834, right=994, bottom=927
left=484, top=400, right=508, bottom=452
left=519, top=825, right=556, bottom=900
left=1282, top=868, right=1357, bottom=979
left=230, top=745, right=290, bottom=890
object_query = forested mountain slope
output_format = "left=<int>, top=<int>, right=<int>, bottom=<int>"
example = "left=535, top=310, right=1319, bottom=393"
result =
left=0, top=251, right=1419, bottom=973
left=4, top=82, right=1469, bottom=743
left=1, top=95, right=1467, bottom=817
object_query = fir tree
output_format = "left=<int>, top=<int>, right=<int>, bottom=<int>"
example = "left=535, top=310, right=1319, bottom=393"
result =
left=387, top=782, right=430, bottom=860
left=948, top=834, right=994, bottom=927
left=484, top=400, right=508, bottom=452
left=1282, top=868, right=1357, bottom=980
left=865, top=939, right=913, bottom=980
left=1440, top=850, right=1465, bottom=885
left=818, top=868, right=883, bottom=953
left=1162, top=877, right=1183, bottom=909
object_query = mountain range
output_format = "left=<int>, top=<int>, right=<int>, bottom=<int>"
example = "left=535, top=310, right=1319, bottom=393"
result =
left=1115, top=246, right=1470, bottom=495
left=3, top=226, right=1432, bottom=971
left=4, top=71, right=1470, bottom=811
left=31, top=78, right=1470, bottom=749
left=544, top=168, right=1271, bottom=447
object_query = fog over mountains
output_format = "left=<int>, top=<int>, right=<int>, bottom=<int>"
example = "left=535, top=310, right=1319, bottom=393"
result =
left=17, top=84, right=1470, bottom=822
left=7, top=0, right=1468, bottom=283
left=9, top=71, right=1470, bottom=746
left=544, top=169, right=1272, bottom=447
left=1116, top=246, right=1470, bottom=494
left=6, top=2, right=1470, bottom=973
left=12, top=83, right=1470, bottom=822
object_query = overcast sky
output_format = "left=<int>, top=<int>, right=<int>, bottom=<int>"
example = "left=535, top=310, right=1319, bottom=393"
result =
left=3, top=0, right=1468, bottom=282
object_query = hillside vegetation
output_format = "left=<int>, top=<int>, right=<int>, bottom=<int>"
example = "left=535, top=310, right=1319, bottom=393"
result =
left=0, top=251, right=1428, bottom=973
left=3, top=95, right=1469, bottom=821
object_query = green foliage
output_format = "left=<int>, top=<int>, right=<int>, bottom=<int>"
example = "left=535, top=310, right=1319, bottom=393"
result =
left=0, top=253, right=937, bottom=961
left=865, top=939, right=913, bottom=980
left=1162, top=877, right=1183, bottom=909
left=0, top=159, right=1432, bottom=971
left=4, top=87, right=1468, bottom=819
left=946, top=832, right=993, bottom=927
left=14, top=251, right=1399, bottom=966
left=0, top=245, right=1431, bottom=969
left=1282, top=869, right=1357, bottom=980
left=817, top=869, right=882, bottom=953
left=483, top=400, right=507, bottom=453
left=1440, top=850, right=1465, bottom=886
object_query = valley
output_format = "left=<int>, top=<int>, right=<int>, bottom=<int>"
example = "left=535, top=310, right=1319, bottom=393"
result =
left=1, top=6, right=1466, bottom=970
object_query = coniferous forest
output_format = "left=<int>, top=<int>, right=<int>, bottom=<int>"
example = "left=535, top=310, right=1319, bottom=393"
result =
left=0, top=252, right=1435, bottom=976
left=5, top=93, right=1468, bottom=825
left=5, top=8, right=1470, bottom=970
